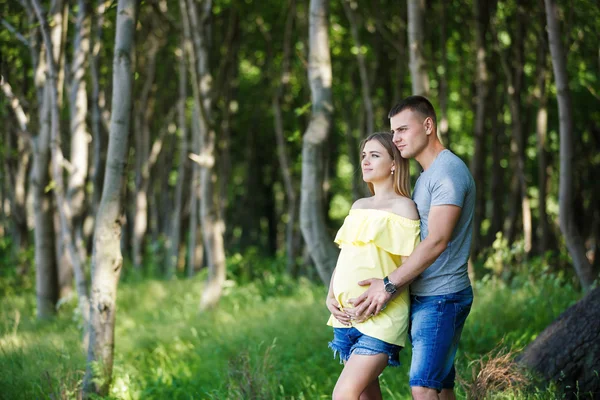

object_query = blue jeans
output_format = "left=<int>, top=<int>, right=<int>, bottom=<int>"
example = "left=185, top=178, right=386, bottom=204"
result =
left=329, top=327, right=402, bottom=367
left=408, top=286, right=473, bottom=391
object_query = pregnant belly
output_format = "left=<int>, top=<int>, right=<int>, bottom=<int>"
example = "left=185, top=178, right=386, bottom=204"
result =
left=332, top=266, right=385, bottom=309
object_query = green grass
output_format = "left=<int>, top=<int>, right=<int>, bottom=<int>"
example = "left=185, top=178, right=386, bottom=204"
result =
left=0, top=269, right=581, bottom=399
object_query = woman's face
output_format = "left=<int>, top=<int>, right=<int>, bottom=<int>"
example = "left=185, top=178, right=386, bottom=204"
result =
left=361, top=139, right=394, bottom=184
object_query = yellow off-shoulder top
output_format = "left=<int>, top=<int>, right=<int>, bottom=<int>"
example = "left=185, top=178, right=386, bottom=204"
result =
left=327, top=209, right=420, bottom=347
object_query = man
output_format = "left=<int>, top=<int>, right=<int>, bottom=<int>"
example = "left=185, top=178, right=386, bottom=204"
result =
left=347, top=96, right=475, bottom=400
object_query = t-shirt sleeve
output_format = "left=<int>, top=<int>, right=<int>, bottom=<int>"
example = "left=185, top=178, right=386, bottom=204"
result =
left=430, top=165, right=469, bottom=208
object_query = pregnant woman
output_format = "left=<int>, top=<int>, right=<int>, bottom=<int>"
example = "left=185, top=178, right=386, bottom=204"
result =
left=326, top=132, right=420, bottom=400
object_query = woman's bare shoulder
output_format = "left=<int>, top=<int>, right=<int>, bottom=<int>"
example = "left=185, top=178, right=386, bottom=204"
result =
left=390, top=196, right=419, bottom=220
left=351, top=197, right=372, bottom=210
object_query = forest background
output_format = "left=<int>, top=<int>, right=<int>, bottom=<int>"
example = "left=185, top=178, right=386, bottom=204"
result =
left=0, top=0, right=599, bottom=398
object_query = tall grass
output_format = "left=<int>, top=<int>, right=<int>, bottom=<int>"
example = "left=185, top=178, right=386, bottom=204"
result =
left=0, top=263, right=581, bottom=399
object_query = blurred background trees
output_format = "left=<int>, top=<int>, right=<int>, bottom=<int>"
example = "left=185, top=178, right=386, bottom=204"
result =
left=1, top=0, right=599, bottom=396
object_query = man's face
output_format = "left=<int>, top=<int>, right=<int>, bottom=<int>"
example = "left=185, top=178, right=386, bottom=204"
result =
left=390, top=109, right=429, bottom=159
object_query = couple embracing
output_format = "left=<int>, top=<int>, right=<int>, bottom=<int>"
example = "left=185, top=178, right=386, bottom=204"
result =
left=326, top=96, right=475, bottom=400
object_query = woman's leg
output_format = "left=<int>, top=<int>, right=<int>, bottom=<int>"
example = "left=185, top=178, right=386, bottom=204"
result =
left=360, top=378, right=383, bottom=400
left=333, top=353, right=388, bottom=400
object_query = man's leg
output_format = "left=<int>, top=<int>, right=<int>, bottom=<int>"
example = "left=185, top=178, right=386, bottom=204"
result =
left=408, top=288, right=473, bottom=399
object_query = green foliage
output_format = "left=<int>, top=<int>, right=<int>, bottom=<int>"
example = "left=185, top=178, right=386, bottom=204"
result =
left=0, top=262, right=582, bottom=399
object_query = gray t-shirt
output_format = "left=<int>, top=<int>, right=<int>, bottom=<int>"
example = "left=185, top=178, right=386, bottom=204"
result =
left=410, top=149, right=475, bottom=296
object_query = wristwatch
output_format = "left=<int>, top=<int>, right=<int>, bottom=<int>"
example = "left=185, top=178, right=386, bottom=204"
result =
left=383, top=276, right=397, bottom=295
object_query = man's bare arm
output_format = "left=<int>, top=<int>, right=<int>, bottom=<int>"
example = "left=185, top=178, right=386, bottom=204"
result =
left=348, top=205, right=462, bottom=320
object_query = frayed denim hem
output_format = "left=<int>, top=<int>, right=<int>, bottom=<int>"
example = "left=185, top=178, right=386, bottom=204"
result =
left=328, top=341, right=350, bottom=364
left=328, top=341, right=401, bottom=367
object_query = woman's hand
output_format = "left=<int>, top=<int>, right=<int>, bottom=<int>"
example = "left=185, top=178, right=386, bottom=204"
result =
left=326, top=295, right=351, bottom=326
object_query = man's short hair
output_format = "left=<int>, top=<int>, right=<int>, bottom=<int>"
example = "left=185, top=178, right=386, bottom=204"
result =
left=388, top=95, right=437, bottom=126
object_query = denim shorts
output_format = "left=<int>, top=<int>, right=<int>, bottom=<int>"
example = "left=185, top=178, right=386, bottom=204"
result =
left=408, top=286, right=473, bottom=391
left=329, top=327, right=402, bottom=367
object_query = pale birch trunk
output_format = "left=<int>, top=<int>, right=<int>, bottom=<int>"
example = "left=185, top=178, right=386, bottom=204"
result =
left=33, top=0, right=91, bottom=331
left=407, top=0, right=428, bottom=96
left=300, top=0, right=338, bottom=286
left=544, top=0, right=595, bottom=290
left=82, top=0, right=136, bottom=395
left=179, top=0, right=203, bottom=277
left=184, top=0, right=227, bottom=310
left=166, top=44, right=188, bottom=278
left=1, top=79, right=32, bottom=254
left=66, top=0, right=92, bottom=321
left=25, top=0, right=62, bottom=320
left=342, top=0, right=373, bottom=136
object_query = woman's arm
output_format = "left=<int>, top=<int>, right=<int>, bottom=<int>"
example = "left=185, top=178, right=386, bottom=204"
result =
left=325, top=268, right=351, bottom=326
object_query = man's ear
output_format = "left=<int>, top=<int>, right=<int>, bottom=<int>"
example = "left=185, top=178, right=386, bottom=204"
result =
left=424, top=117, right=433, bottom=135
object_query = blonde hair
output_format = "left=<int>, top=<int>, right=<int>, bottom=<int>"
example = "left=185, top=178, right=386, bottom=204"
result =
left=359, top=132, right=411, bottom=198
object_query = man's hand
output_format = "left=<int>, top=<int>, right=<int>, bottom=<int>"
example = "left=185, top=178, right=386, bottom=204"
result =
left=346, top=278, right=391, bottom=323
left=326, top=295, right=351, bottom=326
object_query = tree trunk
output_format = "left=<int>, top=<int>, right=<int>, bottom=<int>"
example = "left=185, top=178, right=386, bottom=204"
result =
left=272, top=0, right=299, bottom=275
left=178, top=0, right=203, bottom=277
left=32, top=85, right=59, bottom=319
left=486, top=82, right=505, bottom=247
left=132, top=37, right=160, bottom=270
left=300, top=0, right=338, bottom=286
left=544, top=0, right=595, bottom=289
left=186, top=0, right=227, bottom=311
left=82, top=0, right=136, bottom=395
left=518, top=287, right=600, bottom=398
left=33, top=0, right=91, bottom=332
left=438, top=1, right=449, bottom=148
left=90, top=0, right=107, bottom=217
left=1, top=79, right=32, bottom=255
left=166, top=42, right=188, bottom=279
left=407, top=0, right=428, bottom=96
left=342, top=0, right=374, bottom=136
left=471, top=0, right=490, bottom=258
left=496, top=6, right=531, bottom=253
left=67, top=0, right=92, bottom=322
left=534, top=25, right=551, bottom=255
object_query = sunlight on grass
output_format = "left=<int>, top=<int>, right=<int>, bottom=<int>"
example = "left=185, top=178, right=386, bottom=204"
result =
left=0, top=271, right=580, bottom=399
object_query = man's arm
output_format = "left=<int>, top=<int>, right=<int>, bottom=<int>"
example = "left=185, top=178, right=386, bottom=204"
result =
left=347, top=205, right=462, bottom=320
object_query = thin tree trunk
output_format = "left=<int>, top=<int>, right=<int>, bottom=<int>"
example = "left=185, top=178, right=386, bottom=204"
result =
left=300, top=0, right=338, bottom=286
left=166, top=42, right=188, bottom=278
left=407, top=0, right=428, bottom=96
left=438, top=1, right=449, bottom=148
left=82, top=0, right=136, bottom=395
left=271, top=0, right=298, bottom=275
left=487, top=81, right=505, bottom=247
left=183, top=0, right=227, bottom=311
left=33, top=0, right=91, bottom=332
left=342, top=0, right=374, bottom=136
left=90, top=0, right=106, bottom=218
left=544, top=0, right=595, bottom=289
left=132, top=37, right=160, bottom=270
left=67, top=0, right=92, bottom=317
left=535, top=13, right=551, bottom=255
left=471, top=0, right=490, bottom=258
left=32, top=87, right=59, bottom=319
left=1, top=79, right=32, bottom=254
left=495, top=7, right=531, bottom=252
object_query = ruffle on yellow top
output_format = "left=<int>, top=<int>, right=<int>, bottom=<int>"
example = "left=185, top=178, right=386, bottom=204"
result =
left=328, top=209, right=420, bottom=347
left=334, top=209, right=420, bottom=256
